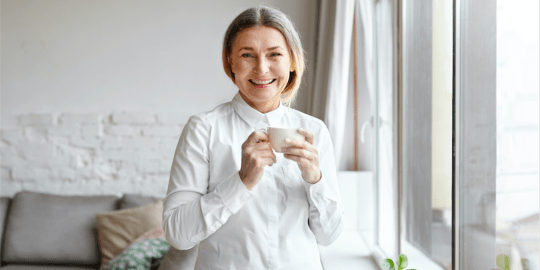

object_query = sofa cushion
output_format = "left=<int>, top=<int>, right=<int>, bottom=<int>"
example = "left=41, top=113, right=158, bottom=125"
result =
left=0, top=197, right=12, bottom=259
left=2, top=192, right=118, bottom=266
left=118, top=194, right=159, bottom=210
left=96, top=200, right=163, bottom=265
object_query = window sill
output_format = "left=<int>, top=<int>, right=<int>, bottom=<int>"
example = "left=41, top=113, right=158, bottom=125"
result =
left=401, top=240, right=447, bottom=270
left=319, top=230, right=379, bottom=270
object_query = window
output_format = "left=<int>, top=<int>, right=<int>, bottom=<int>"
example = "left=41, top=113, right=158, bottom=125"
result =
left=355, top=0, right=539, bottom=269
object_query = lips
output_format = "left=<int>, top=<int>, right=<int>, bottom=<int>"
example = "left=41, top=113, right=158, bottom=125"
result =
left=249, top=79, right=276, bottom=85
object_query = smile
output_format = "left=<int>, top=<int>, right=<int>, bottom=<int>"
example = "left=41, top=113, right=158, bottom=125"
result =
left=249, top=79, right=276, bottom=85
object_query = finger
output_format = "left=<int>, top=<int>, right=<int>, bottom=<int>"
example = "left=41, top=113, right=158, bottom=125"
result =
left=283, top=138, right=318, bottom=154
left=244, top=144, right=276, bottom=162
left=256, top=130, right=270, bottom=142
left=262, top=156, right=277, bottom=166
left=283, top=153, right=310, bottom=167
left=246, top=130, right=270, bottom=144
left=250, top=142, right=273, bottom=151
left=297, top=128, right=314, bottom=145
left=258, top=149, right=277, bottom=163
left=281, top=148, right=312, bottom=160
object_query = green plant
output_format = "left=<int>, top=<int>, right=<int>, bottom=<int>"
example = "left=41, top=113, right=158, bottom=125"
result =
left=494, top=254, right=529, bottom=270
left=496, top=254, right=510, bottom=270
left=380, top=254, right=416, bottom=270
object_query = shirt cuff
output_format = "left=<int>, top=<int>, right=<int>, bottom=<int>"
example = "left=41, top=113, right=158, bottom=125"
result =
left=303, top=175, right=331, bottom=207
left=214, top=171, right=253, bottom=214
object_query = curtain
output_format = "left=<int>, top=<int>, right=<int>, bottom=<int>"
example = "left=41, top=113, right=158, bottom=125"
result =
left=374, top=0, right=399, bottom=259
left=357, top=0, right=376, bottom=112
left=307, top=0, right=355, bottom=169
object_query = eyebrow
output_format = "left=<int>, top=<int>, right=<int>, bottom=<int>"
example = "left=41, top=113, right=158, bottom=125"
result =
left=237, top=46, right=284, bottom=52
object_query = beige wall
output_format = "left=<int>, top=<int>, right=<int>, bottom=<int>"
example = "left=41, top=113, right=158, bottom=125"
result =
left=431, top=0, right=453, bottom=209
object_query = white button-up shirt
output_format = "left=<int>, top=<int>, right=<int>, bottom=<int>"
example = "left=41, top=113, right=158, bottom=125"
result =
left=163, top=93, right=344, bottom=270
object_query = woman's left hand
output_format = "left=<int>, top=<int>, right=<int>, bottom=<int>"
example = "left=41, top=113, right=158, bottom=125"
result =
left=282, top=128, right=321, bottom=184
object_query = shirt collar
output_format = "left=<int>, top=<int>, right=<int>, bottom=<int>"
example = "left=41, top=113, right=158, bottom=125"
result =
left=231, top=92, right=286, bottom=128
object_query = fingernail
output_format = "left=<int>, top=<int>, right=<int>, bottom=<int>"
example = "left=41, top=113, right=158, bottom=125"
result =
left=285, top=138, right=291, bottom=143
left=298, top=128, right=304, bottom=132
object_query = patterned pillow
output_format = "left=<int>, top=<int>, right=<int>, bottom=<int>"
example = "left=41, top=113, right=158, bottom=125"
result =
left=103, top=238, right=171, bottom=270
left=96, top=200, right=164, bottom=265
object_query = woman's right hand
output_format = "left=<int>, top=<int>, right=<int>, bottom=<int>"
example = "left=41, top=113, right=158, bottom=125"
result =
left=239, top=130, right=277, bottom=190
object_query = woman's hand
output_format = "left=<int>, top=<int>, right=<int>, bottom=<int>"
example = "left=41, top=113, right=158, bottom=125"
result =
left=282, top=128, right=321, bottom=184
left=239, top=131, right=277, bottom=190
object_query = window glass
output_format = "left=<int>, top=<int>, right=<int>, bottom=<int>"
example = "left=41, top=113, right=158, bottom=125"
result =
left=400, top=0, right=452, bottom=269
left=495, top=0, right=539, bottom=269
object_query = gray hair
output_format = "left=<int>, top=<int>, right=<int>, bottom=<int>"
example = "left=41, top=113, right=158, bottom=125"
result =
left=222, top=6, right=305, bottom=106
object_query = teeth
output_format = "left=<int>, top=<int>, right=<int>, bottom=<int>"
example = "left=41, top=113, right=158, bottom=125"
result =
left=251, top=79, right=274, bottom=85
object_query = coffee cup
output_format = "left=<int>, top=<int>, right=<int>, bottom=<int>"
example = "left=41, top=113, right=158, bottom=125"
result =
left=266, top=127, right=306, bottom=153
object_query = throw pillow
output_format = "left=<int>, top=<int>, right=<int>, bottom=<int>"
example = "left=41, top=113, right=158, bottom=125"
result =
left=133, top=225, right=166, bottom=243
left=103, top=238, right=170, bottom=270
left=96, top=199, right=164, bottom=265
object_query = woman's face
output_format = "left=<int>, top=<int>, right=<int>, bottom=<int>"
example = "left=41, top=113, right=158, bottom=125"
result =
left=230, top=26, right=293, bottom=113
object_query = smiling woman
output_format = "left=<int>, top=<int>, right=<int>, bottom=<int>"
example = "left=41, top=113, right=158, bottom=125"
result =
left=162, top=5, right=344, bottom=270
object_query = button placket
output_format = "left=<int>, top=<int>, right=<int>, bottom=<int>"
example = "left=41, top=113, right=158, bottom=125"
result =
left=266, top=169, right=279, bottom=270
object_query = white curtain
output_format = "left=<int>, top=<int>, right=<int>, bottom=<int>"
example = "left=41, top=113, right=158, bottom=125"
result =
left=358, top=0, right=376, bottom=111
left=375, top=0, right=398, bottom=259
left=355, top=0, right=376, bottom=171
left=308, top=0, right=355, bottom=169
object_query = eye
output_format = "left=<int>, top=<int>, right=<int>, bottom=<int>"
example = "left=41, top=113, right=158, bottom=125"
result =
left=242, top=53, right=254, bottom=58
left=270, top=53, right=282, bottom=57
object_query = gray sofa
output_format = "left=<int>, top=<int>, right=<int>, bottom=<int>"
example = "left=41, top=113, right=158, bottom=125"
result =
left=0, top=191, right=197, bottom=270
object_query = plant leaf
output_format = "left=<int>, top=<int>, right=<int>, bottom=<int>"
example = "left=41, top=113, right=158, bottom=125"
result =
left=380, top=259, right=395, bottom=270
left=398, top=254, right=408, bottom=269
left=496, top=254, right=510, bottom=270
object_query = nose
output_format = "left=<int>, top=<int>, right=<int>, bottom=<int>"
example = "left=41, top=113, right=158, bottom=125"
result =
left=253, top=57, right=269, bottom=74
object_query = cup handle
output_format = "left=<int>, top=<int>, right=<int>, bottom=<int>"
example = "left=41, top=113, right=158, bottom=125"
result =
left=257, top=128, right=268, bottom=143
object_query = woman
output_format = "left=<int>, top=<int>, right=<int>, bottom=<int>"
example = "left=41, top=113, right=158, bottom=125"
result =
left=163, top=6, right=344, bottom=269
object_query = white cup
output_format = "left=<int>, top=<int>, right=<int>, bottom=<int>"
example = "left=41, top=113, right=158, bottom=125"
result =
left=266, top=127, right=306, bottom=153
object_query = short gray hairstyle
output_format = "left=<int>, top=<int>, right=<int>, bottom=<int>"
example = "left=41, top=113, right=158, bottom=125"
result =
left=222, top=6, right=305, bottom=106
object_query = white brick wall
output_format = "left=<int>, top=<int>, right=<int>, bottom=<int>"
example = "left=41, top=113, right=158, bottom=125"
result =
left=112, top=113, right=156, bottom=125
left=0, top=111, right=190, bottom=197
left=18, top=114, right=56, bottom=126
left=59, top=113, right=101, bottom=126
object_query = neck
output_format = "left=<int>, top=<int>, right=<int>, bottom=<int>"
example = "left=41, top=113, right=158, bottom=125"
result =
left=239, top=92, right=281, bottom=114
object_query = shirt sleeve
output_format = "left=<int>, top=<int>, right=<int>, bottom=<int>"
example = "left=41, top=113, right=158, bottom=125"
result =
left=302, top=123, right=345, bottom=246
left=162, top=115, right=253, bottom=250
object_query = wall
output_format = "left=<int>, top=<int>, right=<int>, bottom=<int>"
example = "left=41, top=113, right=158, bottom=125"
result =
left=431, top=0, right=452, bottom=209
left=0, top=0, right=318, bottom=197
left=1, top=112, right=186, bottom=197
